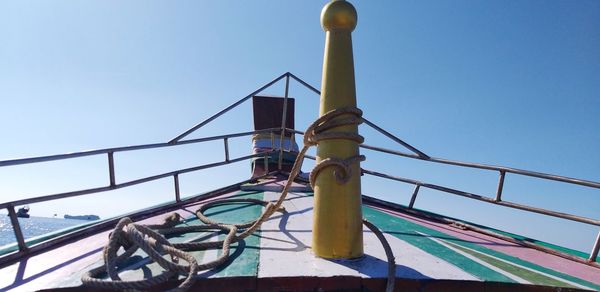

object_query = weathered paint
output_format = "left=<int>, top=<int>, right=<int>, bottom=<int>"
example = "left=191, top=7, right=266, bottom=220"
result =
left=439, top=234, right=600, bottom=290
left=364, top=207, right=600, bottom=290
left=370, top=205, right=600, bottom=285
left=419, top=231, right=532, bottom=284
left=442, top=240, right=581, bottom=288
left=405, top=204, right=594, bottom=261
left=363, top=207, right=515, bottom=282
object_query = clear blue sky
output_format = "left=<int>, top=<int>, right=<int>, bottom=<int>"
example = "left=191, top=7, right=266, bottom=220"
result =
left=0, top=1, right=598, bottom=253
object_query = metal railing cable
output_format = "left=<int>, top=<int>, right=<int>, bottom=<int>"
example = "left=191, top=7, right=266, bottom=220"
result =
left=168, top=73, right=290, bottom=144
left=0, top=128, right=280, bottom=169
left=361, top=118, right=430, bottom=159
left=360, top=169, right=600, bottom=227
left=0, top=130, right=277, bottom=254
left=0, top=151, right=272, bottom=210
left=359, top=144, right=600, bottom=189
left=360, top=168, right=600, bottom=264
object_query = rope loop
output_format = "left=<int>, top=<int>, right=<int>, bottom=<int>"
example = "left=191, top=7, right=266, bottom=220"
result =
left=309, top=155, right=365, bottom=189
left=304, top=106, right=364, bottom=146
left=83, top=217, right=196, bottom=291
left=82, top=106, right=395, bottom=292
left=303, top=106, right=365, bottom=189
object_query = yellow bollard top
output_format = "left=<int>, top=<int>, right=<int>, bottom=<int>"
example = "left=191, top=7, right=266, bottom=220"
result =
left=321, top=0, right=357, bottom=32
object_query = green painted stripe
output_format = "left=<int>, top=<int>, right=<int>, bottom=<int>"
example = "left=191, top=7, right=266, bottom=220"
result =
left=444, top=240, right=576, bottom=288
left=204, top=191, right=263, bottom=277
left=62, top=191, right=264, bottom=284
left=119, top=191, right=265, bottom=279
left=364, top=206, right=600, bottom=291
left=432, top=228, right=600, bottom=290
left=213, top=233, right=261, bottom=277
left=406, top=205, right=593, bottom=260
left=363, top=207, right=515, bottom=282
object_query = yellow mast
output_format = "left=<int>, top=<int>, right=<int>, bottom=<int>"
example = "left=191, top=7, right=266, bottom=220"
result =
left=313, top=0, right=363, bottom=259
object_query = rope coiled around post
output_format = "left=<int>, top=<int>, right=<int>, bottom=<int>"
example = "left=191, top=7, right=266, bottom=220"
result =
left=303, top=106, right=366, bottom=189
left=82, top=107, right=395, bottom=292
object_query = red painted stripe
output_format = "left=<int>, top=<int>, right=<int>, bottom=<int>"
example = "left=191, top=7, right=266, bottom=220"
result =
left=367, top=205, right=600, bottom=285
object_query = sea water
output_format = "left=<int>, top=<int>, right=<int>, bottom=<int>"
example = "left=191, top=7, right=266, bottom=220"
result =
left=0, top=215, right=86, bottom=246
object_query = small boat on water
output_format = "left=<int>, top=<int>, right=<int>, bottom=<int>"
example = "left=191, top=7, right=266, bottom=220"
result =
left=15, top=207, right=29, bottom=219
left=0, top=1, right=598, bottom=291
left=63, top=214, right=100, bottom=221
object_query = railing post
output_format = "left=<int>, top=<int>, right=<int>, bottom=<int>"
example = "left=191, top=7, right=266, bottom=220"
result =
left=589, top=230, right=600, bottom=262
left=223, top=138, right=230, bottom=162
left=408, top=184, right=420, bottom=209
left=7, top=206, right=28, bottom=252
left=108, top=152, right=116, bottom=187
left=495, top=170, right=506, bottom=202
left=313, top=0, right=363, bottom=259
left=277, top=74, right=291, bottom=171
left=290, top=133, right=296, bottom=152
left=173, top=174, right=181, bottom=202
left=263, top=153, right=269, bottom=174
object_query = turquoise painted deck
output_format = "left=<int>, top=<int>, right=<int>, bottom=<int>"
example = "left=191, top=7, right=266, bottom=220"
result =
left=48, top=191, right=265, bottom=288
left=363, top=207, right=600, bottom=290
left=207, top=191, right=263, bottom=278
left=399, top=205, right=597, bottom=262
left=151, top=189, right=598, bottom=290
left=116, top=191, right=264, bottom=280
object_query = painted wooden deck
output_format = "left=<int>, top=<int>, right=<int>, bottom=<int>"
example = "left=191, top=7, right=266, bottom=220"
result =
left=0, top=179, right=598, bottom=291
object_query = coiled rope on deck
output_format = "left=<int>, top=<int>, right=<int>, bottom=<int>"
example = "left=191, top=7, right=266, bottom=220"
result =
left=82, top=107, right=395, bottom=291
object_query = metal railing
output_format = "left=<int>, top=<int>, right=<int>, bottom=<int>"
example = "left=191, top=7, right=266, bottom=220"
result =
left=0, top=129, right=278, bottom=253
left=283, top=79, right=600, bottom=263
left=289, top=121, right=600, bottom=263
left=0, top=72, right=320, bottom=264
left=2, top=71, right=598, bottom=267
left=287, top=118, right=600, bottom=263
left=357, top=150, right=600, bottom=263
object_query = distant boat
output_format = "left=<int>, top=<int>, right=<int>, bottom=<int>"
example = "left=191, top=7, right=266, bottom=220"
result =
left=16, top=206, right=30, bottom=218
left=64, top=214, right=100, bottom=221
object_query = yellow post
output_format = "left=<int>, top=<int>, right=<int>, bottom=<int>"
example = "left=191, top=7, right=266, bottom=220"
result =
left=313, top=0, right=363, bottom=259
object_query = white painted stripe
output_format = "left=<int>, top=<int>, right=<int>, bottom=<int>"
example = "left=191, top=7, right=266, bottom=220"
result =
left=375, top=232, right=479, bottom=280
left=257, top=191, right=478, bottom=280
left=414, top=231, right=531, bottom=284
left=435, top=237, right=592, bottom=290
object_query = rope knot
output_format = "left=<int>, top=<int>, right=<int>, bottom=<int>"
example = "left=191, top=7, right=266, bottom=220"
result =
left=303, top=107, right=366, bottom=190
left=304, top=106, right=364, bottom=146
left=162, top=212, right=182, bottom=228
left=81, top=106, right=395, bottom=292
left=309, top=155, right=366, bottom=189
